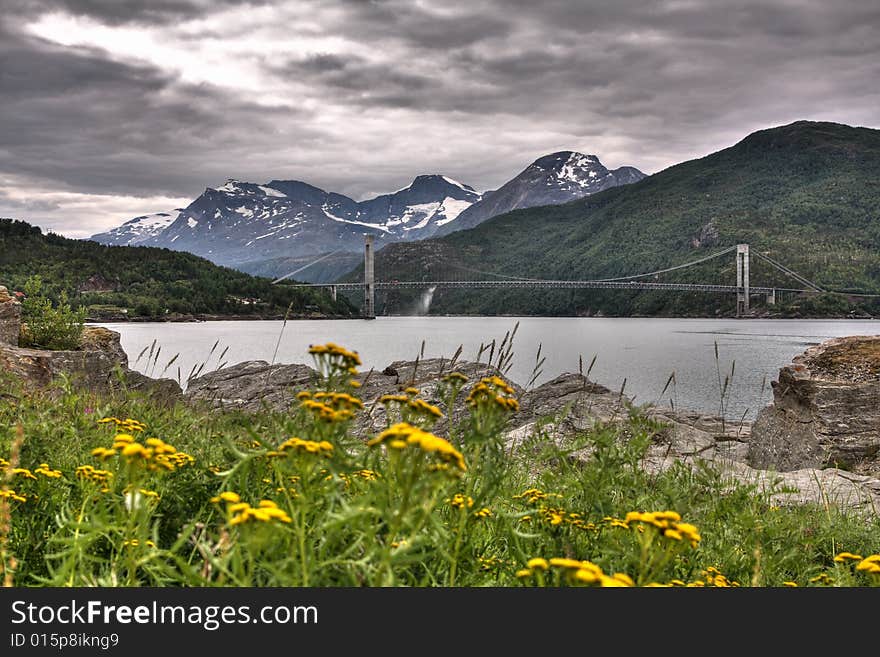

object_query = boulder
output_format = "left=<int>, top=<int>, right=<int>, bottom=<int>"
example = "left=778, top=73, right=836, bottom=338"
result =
left=748, top=336, right=880, bottom=475
left=0, top=285, right=21, bottom=346
left=186, top=357, right=516, bottom=436
left=0, top=325, right=181, bottom=400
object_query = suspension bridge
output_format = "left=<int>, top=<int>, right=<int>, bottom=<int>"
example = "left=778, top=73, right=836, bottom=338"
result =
left=280, top=236, right=844, bottom=319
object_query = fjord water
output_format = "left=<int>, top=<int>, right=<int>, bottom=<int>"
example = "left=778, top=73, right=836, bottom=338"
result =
left=100, top=317, right=880, bottom=420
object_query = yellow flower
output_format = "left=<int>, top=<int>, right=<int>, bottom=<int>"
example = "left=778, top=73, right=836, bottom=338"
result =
left=34, top=463, right=62, bottom=478
left=367, top=422, right=466, bottom=471
left=308, top=342, right=362, bottom=366
left=516, top=569, right=533, bottom=578
left=549, top=558, right=590, bottom=570
left=574, top=569, right=600, bottom=584
left=449, top=493, right=474, bottom=509
left=610, top=573, right=634, bottom=587
left=474, top=507, right=492, bottom=519
left=527, top=558, right=549, bottom=571
left=12, top=468, right=36, bottom=480
left=856, top=555, right=880, bottom=572
left=379, top=394, right=410, bottom=404
left=834, top=552, right=864, bottom=562
left=0, top=489, right=27, bottom=503
left=349, top=380, right=361, bottom=388
left=121, top=443, right=150, bottom=459
left=404, top=387, right=420, bottom=395
left=210, top=491, right=241, bottom=504
left=296, top=391, right=312, bottom=400
left=783, top=581, right=798, bottom=587
left=408, top=399, right=444, bottom=418
left=663, top=529, right=683, bottom=541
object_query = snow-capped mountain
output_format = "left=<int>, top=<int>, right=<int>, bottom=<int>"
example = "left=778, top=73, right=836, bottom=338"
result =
left=93, top=176, right=480, bottom=275
left=90, top=211, right=179, bottom=245
left=91, top=152, right=644, bottom=282
left=434, top=151, right=646, bottom=236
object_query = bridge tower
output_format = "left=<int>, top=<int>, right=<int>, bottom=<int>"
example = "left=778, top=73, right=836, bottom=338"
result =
left=363, top=234, right=375, bottom=319
left=736, top=243, right=750, bottom=316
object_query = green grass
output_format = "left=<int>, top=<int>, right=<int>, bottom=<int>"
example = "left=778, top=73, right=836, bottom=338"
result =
left=1, top=346, right=878, bottom=588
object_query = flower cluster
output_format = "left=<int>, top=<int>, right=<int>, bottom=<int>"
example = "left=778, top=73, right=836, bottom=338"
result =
left=513, top=488, right=562, bottom=504
left=34, top=463, right=62, bottom=478
left=466, top=376, right=519, bottom=412
left=308, top=342, right=362, bottom=376
left=267, top=437, right=334, bottom=458
left=301, top=399, right=356, bottom=423
left=98, top=417, right=146, bottom=433
left=97, top=434, right=194, bottom=471
left=0, top=489, right=26, bottom=503
left=695, top=566, right=739, bottom=587
left=211, top=492, right=292, bottom=525
left=122, top=539, right=157, bottom=549
left=75, top=465, right=113, bottom=486
left=367, top=422, right=466, bottom=471
left=516, top=557, right=633, bottom=587
left=312, top=391, right=364, bottom=410
left=836, top=552, right=880, bottom=575
left=623, top=511, right=701, bottom=548
left=379, top=389, right=444, bottom=420
left=91, top=422, right=194, bottom=472
left=449, top=493, right=474, bottom=509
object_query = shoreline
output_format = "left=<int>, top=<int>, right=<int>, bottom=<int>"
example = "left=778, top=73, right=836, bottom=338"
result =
left=88, top=311, right=878, bottom=323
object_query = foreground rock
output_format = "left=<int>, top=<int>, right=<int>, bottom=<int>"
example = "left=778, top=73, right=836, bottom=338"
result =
left=0, top=325, right=181, bottom=401
left=0, top=286, right=21, bottom=346
left=186, top=357, right=518, bottom=435
left=186, top=342, right=880, bottom=516
left=509, top=373, right=880, bottom=516
left=749, top=335, right=880, bottom=476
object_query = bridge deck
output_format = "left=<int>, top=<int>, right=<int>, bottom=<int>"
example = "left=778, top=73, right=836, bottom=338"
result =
left=289, top=280, right=806, bottom=294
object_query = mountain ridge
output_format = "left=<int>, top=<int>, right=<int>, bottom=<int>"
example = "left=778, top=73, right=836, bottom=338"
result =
left=359, top=121, right=880, bottom=317
left=90, top=151, right=645, bottom=281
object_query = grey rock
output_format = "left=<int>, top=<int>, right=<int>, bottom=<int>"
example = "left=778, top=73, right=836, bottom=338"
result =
left=185, top=361, right=318, bottom=410
left=748, top=336, right=880, bottom=475
left=0, top=326, right=181, bottom=400
left=185, top=357, right=515, bottom=437
left=0, top=300, right=21, bottom=347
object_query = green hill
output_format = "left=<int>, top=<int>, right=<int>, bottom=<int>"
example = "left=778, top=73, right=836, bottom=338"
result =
left=358, top=121, right=880, bottom=317
left=0, top=219, right=355, bottom=319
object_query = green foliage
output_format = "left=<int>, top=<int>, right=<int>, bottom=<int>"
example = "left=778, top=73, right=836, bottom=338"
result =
left=19, top=275, right=86, bottom=350
left=0, top=219, right=354, bottom=319
left=1, top=343, right=878, bottom=588
left=363, top=121, right=880, bottom=317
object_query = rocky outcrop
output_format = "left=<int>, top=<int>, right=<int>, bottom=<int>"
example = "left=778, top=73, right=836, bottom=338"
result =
left=184, top=345, right=880, bottom=516
left=0, top=285, right=22, bottom=346
left=186, top=357, right=516, bottom=435
left=507, top=372, right=879, bottom=515
left=0, top=325, right=181, bottom=400
left=748, top=336, right=880, bottom=476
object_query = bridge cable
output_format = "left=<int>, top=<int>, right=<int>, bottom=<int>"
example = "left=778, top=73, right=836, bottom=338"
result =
left=751, top=251, right=824, bottom=292
left=272, top=250, right=344, bottom=284
left=594, top=246, right=737, bottom=282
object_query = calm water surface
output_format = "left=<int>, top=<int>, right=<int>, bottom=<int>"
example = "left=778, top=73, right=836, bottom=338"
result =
left=98, top=317, right=880, bottom=420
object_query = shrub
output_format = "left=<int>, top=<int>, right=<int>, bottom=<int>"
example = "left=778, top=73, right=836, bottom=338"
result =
left=18, top=275, right=86, bottom=350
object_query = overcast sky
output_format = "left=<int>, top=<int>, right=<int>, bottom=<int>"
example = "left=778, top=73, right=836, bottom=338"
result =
left=1, top=0, right=879, bottom=238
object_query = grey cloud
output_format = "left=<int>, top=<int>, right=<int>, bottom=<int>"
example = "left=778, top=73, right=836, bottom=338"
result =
left=1, top=0, right=879, bottom=235
left=8, top=0, right=270, bottom=25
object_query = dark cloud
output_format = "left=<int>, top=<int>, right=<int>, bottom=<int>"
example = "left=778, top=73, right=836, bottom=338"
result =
left=7, top=0, right=269, bottom=25
left=0, top=0, right=879, bottom=235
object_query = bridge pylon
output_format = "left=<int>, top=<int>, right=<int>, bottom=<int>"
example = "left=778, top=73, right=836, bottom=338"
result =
left=736, top=243, right=750, bottom=316
left=363, top=235, right=375, bottom=319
